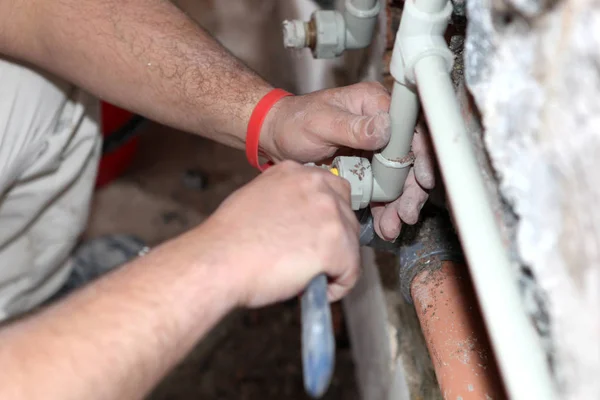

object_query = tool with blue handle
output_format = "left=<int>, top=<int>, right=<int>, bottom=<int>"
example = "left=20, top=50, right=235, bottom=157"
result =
left=300, top=166, right=365, bottom=398
left=300, top=209, right=376, bottom=398
left=300, top=165, right=338, bottom=398
left=301, top=274, right=335, bottom=398
left=299, top=166, right=340, bottom=398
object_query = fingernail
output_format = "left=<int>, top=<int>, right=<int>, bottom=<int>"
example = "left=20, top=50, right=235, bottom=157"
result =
left=383, top=225, right=401, bottom=242
left=364, top=115, right=377, bottom=137
left=415, top=158, right=435, bottom=189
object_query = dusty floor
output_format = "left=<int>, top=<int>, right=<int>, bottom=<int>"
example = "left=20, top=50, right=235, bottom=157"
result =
left=86, top=125, right=358, bottom=400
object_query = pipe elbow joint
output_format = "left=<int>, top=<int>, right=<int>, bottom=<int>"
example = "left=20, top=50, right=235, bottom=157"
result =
left=389, top=0, right=454, bottom=85
left=370, top=152, right=413, bottom=202
left=344, top=0, right=381, bottom=50
left=397, top=205, right=464, bottom=303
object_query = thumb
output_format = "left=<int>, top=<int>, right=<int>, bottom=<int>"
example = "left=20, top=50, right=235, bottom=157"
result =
left=327, top=110, right=391, bottom=151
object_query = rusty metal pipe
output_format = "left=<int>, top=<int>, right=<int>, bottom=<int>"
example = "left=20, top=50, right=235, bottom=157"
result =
left=411, top=261, right=506, bottom=400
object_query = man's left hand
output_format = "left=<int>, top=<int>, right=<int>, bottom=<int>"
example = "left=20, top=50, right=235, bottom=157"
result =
left=260, top=82, right=436, bottom=241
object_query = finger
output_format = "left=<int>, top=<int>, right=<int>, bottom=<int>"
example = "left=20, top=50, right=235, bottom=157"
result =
left=263, top=159, right=302, bottom=177
left=322, top=177, right=360, bottom=236
left=332, top=82, right=391, bottom=116
left=395, top=169, right=429, bottom=225
left=369, top=203, right=386, bottom=239
left=412, top=123, right=436, bottom=190
left=326, top=235, right=361, bottom=302
left=378, top=202, right=403, bottom=241
left=321, top=172, right=352, bottom=205
left=337, top=199, right=360, bottom=235
left=311, top=107, right=390, bottom=151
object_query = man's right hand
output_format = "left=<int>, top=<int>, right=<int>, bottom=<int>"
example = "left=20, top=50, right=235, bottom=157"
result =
left=198, top=161, right=361, bottom=309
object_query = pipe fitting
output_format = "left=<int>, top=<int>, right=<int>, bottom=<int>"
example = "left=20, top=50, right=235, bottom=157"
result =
left=344, top=0, right=381, bottom=49
left=332, top=156, right=373, bottom=210
left=282, top=11, right=345, bottom=58
left=397, top=205, right=463, bottom=303
left=389, top=0, right=454, bottom=85
left=282, top=1, right=381, bottom=59
left=312, top=11, right=347, bottom=58
left=370, top=152, right=413, bottom=202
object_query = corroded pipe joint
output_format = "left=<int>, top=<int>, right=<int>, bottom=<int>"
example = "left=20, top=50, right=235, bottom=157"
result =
left=398, top=205, right=463, bottom=303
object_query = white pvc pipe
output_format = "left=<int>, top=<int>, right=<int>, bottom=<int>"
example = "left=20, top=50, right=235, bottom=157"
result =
left=414, top=55, right=556, bottom=400
left=371, top=81, right=418, bottom=202
left=414, top=0, right=447, bottom=13
left=351, top=0, right=378, bottom=8
left=345, top=0, right=380, bottom=49
left=381, top=82, right=419, bottom=161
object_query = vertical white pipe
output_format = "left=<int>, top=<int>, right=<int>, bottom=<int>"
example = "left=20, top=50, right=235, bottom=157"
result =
left=414, top=55, right=556, bottom=400
left=381, top=82, right=418, bottom=160
left=371, top=81, right=418, bottom=201
left=350, top=0, right=378, bottom=8
left=414, top=0, right=448, bottom=13
left=345, top=0, right=380, bottom=49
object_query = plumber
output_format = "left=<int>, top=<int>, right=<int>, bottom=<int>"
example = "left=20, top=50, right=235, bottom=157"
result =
left=0, top=0, right=434, bottom=398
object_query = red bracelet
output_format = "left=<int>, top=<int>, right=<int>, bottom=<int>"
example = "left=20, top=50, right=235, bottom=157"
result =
left=246, top=88, right=293, bottom=171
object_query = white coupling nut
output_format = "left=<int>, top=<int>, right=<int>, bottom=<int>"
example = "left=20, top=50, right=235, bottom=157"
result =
left=311, top=10, right=346, bottom=59
left=389, top=0, right=454, bottom=85
left=333, top=156, right=373, bottom=211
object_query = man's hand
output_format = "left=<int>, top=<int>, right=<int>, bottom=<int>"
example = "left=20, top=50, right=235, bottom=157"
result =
left=261, top=82, right=392, bottom=163
left=371, top=122, right=436, bottom=241
left=261, top=82, right=436, bottom=242
left=202, top=161, right=361, bottom=308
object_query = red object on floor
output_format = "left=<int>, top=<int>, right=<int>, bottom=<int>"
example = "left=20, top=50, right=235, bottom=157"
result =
left=96, top=102, right=140, bottom=188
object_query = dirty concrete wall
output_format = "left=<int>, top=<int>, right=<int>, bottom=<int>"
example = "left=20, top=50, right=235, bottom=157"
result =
left=464, top=0, right=600, bottom=397
left=387, top=0, right=600, bottom=398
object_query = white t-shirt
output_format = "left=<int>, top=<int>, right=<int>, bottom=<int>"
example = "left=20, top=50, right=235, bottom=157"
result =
left=0, top=57, right=100, bottom=320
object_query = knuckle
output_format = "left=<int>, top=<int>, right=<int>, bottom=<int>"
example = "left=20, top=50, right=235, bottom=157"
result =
left=278, top=160, right=299, bottom=171
left=330, top=114, right=353, bottom=137
left=337, top=175, right=352, bottom=193
left=347, top=263, right=361, bottom=286
left=299, top=169, right=325, bottom=190
left=360, top=81, right=387, bottom=94
left=342, top=250, right=362, bottom=285
left=314, top=192, right=339, bottom=214
left=320, top=213, right=346, bottom=241
left=355, top=81, right=372, bottom=90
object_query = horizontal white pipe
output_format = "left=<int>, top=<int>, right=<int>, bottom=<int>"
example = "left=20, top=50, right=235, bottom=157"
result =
left=414, top=55, right=555, bottom=400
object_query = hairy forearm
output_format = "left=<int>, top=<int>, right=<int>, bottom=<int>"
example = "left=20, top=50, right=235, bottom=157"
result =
left=0, top=227, right=240, bottom=400
left=0, top=0, right=272, bottom=149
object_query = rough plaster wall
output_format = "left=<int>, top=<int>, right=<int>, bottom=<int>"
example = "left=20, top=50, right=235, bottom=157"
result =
left=464, top=0, right=600, bottom=397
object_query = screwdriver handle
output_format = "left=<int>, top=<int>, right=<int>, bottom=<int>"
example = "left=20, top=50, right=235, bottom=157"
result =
left=301, top=273, right=335, bottom=398
left=300, top=165, right=338, bottom=398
